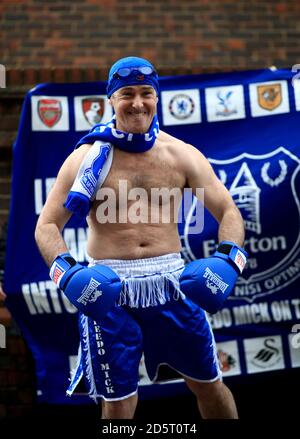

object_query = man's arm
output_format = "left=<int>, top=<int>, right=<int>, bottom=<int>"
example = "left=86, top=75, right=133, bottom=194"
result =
left=179, top=143, right=247, bottom=314
left=35, top=144, right=123, bottom=322
left=35, top=144, right=91, bottom=267
left=185, top=144, right=245, bottom=246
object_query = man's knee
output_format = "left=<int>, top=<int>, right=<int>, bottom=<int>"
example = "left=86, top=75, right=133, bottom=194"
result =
left=101, top=393, right=138, bottom=419
left=185, top=378, right=225, bottom=397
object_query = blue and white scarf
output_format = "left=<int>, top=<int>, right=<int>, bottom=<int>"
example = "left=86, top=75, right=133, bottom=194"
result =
left=64, top=115, right=159, bottom=218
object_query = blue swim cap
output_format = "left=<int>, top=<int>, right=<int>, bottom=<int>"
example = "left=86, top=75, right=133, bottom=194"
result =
left=106, top=56, right=159, bottom=98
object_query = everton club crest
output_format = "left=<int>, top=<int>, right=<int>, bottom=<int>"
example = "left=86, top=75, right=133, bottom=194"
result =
left=180, top=147, right=300, bottom=302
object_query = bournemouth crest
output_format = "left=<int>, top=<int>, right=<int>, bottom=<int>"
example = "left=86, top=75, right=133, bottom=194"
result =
left=74, top=95, right=113, bottom=131
left=82, top=98, right=105, bottom=126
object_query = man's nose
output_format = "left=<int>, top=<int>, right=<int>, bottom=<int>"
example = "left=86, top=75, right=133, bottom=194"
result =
left=132, top=95, right=144, bottom=109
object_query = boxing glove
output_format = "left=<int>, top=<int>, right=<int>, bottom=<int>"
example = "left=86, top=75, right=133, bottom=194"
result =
left=50, top=253, right=122, bottom=321
left=179, top=241, right=248, bottom=314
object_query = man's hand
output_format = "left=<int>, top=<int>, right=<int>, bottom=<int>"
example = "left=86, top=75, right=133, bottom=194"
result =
left=180, top=241, right=248, bottom=314
left=50, top=253, right=122, bottom=321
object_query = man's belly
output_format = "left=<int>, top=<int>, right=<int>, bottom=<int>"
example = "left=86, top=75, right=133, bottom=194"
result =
left=86, top=222, right=182, bottom=260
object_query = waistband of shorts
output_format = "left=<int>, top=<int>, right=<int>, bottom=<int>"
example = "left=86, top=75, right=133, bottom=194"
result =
left=88, top=252, right=185, bottom=277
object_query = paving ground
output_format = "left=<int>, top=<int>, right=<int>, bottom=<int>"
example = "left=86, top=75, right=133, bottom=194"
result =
left=0, top=368, right=297, bottom=437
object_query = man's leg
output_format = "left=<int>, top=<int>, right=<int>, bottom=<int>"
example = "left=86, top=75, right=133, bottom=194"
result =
left=184, top=377, right=238, bottom=419
left=101, top=393, right=138, bottom=419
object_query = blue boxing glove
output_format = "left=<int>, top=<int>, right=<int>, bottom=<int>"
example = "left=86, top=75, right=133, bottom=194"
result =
left=50, top=253, right=122, bottom=321
left=179, top=241, right=248, bottom=314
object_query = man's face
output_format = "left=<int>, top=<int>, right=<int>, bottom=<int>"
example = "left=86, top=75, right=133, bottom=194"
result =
left=109, top=85, right=158, bottom=133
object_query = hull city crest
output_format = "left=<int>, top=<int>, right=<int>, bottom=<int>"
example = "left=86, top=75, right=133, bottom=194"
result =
left=37, top=98, right=62, bottom=128
left=257, top=84, right=282, bottom=111
left=180, top=147, right=300, bottom=303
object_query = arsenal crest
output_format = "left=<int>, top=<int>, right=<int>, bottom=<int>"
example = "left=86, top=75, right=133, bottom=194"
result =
left=257, top=84, right=282, bottom=111
left=37, top=98, right=62, bottom=128
left=82, top=98, right=104, bottom=126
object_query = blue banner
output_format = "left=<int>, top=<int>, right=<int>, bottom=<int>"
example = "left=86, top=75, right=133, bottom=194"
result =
left=4, top=68, right=300, bottom=403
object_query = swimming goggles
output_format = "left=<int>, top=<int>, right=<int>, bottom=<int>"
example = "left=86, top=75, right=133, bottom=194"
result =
left=113, top=66, right=156, bottom=78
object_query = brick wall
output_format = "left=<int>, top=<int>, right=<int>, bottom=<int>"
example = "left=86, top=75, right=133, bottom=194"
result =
left=0, top=92, right=21, bottom=227
left=0, top=88, right=36, bottom=419
left=1, top=0, right=300, bottom=420
left=1, top=0, right=300, bottom=72
left=0, top=318, right=36, bottom=419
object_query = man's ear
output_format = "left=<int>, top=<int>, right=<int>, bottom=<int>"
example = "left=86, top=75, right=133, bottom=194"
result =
left=108, top=97, right=116, bottom=115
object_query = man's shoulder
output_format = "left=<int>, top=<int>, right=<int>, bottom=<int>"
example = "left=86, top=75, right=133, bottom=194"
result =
left=158, top=130, right=200, bottom=157
left=72, top=143, right=93, bottom=155
left=66, top=143, right=93, bottom=163
left=58, top=143, right=93, bottom=179
left=158, top=131, right=190, bottom=148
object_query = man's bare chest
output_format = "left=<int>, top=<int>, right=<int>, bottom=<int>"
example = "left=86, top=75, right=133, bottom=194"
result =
left=103, top=149, right=186, bottom=193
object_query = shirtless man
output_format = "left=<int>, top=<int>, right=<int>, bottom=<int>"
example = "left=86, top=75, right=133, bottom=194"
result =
left=35, top=56, right=246, bottom=419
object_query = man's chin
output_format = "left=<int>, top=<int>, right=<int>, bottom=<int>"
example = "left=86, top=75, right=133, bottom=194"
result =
left=118, top=115, right=152, bottom=133
left=127, top=121, right=149, bottom=134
